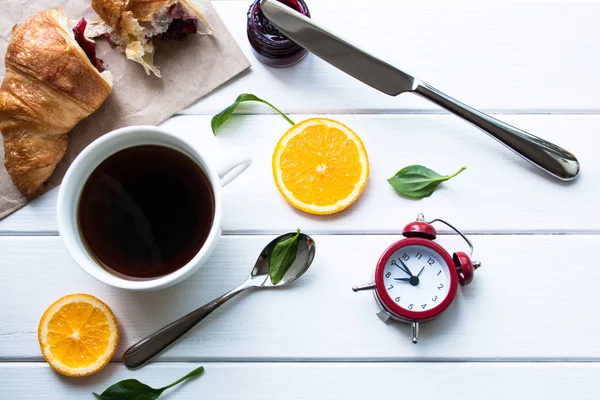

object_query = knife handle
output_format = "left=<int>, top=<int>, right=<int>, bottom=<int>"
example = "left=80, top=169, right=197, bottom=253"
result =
left=413, top=81, right=580, bottom=181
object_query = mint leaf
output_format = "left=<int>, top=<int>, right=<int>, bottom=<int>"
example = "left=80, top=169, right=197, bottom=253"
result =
left=211, top=93, right=294, bottom=134
left=93, top=366, right=204, bottom=400
left=388, top=165, right=466, bottom=199
left=269, top=229, right=301, bottom=284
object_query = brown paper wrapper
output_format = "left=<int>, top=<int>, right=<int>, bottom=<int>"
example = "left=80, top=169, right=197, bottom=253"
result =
left=0, top=0, right=250, bottom=220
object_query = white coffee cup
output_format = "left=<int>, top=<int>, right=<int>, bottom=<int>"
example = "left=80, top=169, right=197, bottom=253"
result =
left=57, top=125, right=251, bottom=291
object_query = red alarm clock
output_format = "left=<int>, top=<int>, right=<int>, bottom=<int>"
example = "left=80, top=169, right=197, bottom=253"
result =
left=353, top=214, right=481, bottom=344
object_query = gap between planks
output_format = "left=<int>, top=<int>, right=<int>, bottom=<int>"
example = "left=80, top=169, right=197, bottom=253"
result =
left=2, top=231, right=600, bottom=237
left=175, top=110, right=600, bottom=116
left=3, top=359, right=600, bottom=364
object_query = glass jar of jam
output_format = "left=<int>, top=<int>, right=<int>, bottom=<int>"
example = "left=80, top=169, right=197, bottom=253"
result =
left=247, top=0, right=311, bottom=67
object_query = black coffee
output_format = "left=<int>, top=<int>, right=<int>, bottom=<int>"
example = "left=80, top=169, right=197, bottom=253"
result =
left=78, top=145, right=215, bottom=279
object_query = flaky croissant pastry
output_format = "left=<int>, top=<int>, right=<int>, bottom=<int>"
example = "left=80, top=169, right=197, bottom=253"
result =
left=0, top=9, right=113, bottom=198
left=92, top=0, right=213, bottom=77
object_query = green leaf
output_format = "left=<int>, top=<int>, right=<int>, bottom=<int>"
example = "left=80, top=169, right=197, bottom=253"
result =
left=387, top=165, right=467, bottom=199
left=93, top=366, right=204, bottom=400
left=211, top=93, right=294, bottom=134
left=93, top=380, right=161, bottom=400
left=269, top=229, right=301, bottom=284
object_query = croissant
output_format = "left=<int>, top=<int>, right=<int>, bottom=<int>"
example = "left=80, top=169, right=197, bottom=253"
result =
left=0, top=9, right=113, bottom=198
left=92, top=0, right=213, bottom=77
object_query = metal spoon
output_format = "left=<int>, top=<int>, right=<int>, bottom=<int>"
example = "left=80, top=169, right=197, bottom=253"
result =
left=123, top=232, right=316, bottom=369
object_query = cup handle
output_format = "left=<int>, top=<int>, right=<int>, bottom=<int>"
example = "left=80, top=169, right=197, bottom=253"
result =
left=215, top=148, right=252, bottom=187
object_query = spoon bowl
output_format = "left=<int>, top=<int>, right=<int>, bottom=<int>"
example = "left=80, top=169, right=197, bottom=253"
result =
left=123, top=232, right=316, bottom=369
left=251, top=232, right=315, bottom=287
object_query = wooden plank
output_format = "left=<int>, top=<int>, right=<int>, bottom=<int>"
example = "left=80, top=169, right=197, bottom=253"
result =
left=1, top=234, right=599, bottom=361
left=184, top=0, right=600, bottom=114
left=1, top=362, right=599, bottom=400
left=1, top=114, right=598, bottom=235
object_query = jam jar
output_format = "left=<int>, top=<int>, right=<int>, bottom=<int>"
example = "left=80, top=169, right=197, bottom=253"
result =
left=247, top=0, right=311, bottom=67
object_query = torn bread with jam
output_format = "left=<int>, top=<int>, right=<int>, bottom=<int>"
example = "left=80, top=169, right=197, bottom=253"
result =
left=0, top=9, right=112, bottom=198
left=92, top=0, right=213, bottom=77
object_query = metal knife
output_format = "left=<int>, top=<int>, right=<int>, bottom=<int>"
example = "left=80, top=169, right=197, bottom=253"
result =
left=260, top=0, right=580, bottom=181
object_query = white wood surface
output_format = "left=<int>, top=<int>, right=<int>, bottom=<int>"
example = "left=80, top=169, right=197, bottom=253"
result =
left=2, top=363, right=599, bottom=399
left=183, top=0, right=600, bottom=114
left=1, top=114, right=599, bottom=235
left=2, top=0, right=600, bottom=398
left=1, top=234, right=598, bottom=361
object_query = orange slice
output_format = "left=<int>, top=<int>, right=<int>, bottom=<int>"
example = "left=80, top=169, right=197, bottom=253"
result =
left=273, top=118, right=369, bottom=214
left=38, top=294, right=119, bottom=377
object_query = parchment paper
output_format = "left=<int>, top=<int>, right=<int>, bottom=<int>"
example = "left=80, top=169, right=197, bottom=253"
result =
left=0, top=0, right=250, bottom=220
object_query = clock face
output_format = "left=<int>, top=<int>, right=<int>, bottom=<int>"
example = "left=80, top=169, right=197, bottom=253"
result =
left=381, top=244, right=451, bottom=313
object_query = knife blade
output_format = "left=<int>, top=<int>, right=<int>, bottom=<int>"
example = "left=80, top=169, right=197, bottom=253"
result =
left=259, top=0, right=415, bottom=96
left=259, top=0, right=580, bottom=181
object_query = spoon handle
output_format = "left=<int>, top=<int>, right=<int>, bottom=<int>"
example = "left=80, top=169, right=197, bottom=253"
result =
left=123, top=281, right=253, bottom=369
left=413, top=81, right=580, bottom=181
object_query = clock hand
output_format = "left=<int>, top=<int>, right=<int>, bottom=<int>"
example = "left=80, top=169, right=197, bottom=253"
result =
left=391, top=260, right=412, bottom=277
left=399, top=259, right=414, bottom=277
left=395, top=262, right=422, bottom=287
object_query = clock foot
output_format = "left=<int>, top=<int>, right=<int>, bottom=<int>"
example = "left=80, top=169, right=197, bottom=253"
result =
left=376, top=309, right=391, bottom=324
left=411, top=321, right=419, bottom=344
left=352, top=282, right=376, bottom=292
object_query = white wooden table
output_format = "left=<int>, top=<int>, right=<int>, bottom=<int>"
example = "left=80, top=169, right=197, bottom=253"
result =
left=2, top=0, right=600, bottom=398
